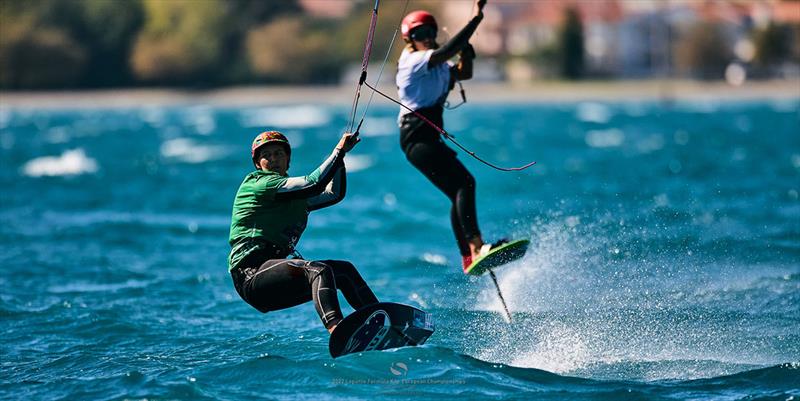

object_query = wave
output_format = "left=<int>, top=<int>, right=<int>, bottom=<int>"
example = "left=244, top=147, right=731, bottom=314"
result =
left=358, top=117, right=397, bottom=137
left=21, top=149, right=98, bottom=177
left=0, top=108, right=11, bottom=129
left=453, top=219, right=800, bottom=383
left=576, top=102, right=613, bottom=124
left=47, top=279, right=152, bottom=294
left=160, top=138, right=230, bottom=164
left=207, top=346, right=799, bottom=399
left=4, top=325, right=795, bottom=401
left=343, top=154, right=374, bottom=172
left=239, top=105, right=331, bottom=129
left=178, top=105, right=216, bottom=135
left=677, top=363, right=800, bottom=394
left=36, top=209, right=230, bottom=230
left=585, top=128, right=624, bottom=148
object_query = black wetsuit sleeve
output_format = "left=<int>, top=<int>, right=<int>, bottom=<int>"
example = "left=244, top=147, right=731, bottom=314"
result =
left=429, top=15, right=483, bottom=67
left=306, top=164, right=346, bottom=211
left=274, top=149, right=344, bottom=201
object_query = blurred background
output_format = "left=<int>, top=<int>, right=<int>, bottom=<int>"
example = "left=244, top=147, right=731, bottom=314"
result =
left=1, top=0, right=798, bottom=90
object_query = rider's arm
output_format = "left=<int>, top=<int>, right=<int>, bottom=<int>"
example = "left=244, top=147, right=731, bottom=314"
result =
left=273, top=148, right=344, bottom=201
left=306, top=164, right=346, bottom=211
left=429, top=15, right=483, bottom=67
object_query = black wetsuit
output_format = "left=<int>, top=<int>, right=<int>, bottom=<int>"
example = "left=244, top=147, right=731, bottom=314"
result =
left=228, top=148, right=378, bottom=329
left=231, top=253, right=377, bottom=330
left=397, top=16, right=484, bottom=257
left=400, top=106, right=478, bottom=257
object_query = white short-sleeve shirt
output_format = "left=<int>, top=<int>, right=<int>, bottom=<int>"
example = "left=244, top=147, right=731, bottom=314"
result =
left=396, top=48, right=452, bottom=121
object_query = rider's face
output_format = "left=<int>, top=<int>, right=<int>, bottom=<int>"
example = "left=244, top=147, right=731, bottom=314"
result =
left=257, top=144, right=289, bottom=175
left=410, top=25, right=437, bottom=50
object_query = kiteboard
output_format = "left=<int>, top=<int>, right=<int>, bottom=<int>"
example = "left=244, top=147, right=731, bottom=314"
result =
left=329, top=302, right=434, bottom=358
left=464, top=239, right=530, bottom=276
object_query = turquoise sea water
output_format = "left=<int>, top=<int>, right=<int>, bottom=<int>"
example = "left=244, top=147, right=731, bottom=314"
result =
left=1, top=98, right=799, bottom=400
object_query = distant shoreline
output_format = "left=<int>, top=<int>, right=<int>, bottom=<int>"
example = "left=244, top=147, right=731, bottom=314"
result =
left=1, top=79, right=798, bottom=109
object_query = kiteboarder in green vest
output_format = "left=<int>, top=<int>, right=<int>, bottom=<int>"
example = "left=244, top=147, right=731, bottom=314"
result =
left=228, top=130, right=378, bottom=333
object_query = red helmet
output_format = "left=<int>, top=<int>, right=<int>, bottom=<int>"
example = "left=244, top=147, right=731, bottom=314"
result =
left=401, top=10, right=437, bottom=40
left=251, top=131, right=290, bottom=162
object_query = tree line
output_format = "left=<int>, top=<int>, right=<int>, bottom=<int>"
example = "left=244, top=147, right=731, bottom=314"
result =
left=1, top=0, right=797, bottom=89
left=0, top=0, right=425, bottom=89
